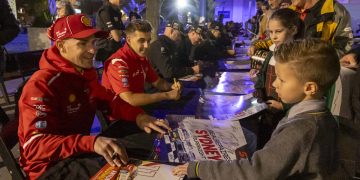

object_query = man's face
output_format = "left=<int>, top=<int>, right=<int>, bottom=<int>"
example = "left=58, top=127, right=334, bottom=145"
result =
left=256, top=1, right=264, bottom=10
left=211, top=29, right=221, bottom=39
left=126, top=31, right=151, bottom=57
left=291, top=0, right=306, bottom=8
left=58, top=35, right=96, bottom=69
left=170, top=29, right=182, bottom=42
left=56, top=6, right=66, bottom=18
left=268, top=0, right=282, bottom=10
left=280, top=2, right=291, bottom=9
left=273, top=63, right=305, bottom=104
left=110, top=0, right=121, bottom=7
left=188, top=31, right=202, bottom=45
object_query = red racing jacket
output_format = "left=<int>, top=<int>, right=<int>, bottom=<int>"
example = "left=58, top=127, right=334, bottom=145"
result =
left=102, top=43, right=159, bottom=94
left=18, top=45, right=144, bottom=179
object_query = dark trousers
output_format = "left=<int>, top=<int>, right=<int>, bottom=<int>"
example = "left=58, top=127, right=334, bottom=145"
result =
left=39, top=121, right=155, bottom=180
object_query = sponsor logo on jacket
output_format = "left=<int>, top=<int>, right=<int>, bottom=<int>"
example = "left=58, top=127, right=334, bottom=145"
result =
left=35, top=121, right=47, bottom=129
left=66, top=103, right=81, bottom=114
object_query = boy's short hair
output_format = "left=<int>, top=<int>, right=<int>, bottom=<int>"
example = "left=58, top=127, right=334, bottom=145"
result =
left=274, top=39, right=340, bottom=93
left=125, top=19, right=152, bottom=35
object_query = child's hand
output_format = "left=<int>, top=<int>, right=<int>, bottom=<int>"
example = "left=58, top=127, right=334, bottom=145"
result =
left=266, top=100, right=283, bottom=110
left=247, top=45, right=256, bottom=56
left=172, top=163, right=189, bottom=176
left=249, top=69, right=259, bottom=78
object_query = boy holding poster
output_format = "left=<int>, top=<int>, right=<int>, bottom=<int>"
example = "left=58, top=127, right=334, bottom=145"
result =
left=173, top=39, right=340, bottom=179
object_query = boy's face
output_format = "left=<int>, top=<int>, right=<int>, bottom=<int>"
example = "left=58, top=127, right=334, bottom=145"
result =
left=273, top=63, right=305, bottom=104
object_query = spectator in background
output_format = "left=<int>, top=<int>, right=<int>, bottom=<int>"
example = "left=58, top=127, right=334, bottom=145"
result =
left=340, top=46, right=360, bottom=69
left=257, top=2, right=270, bottom=40
left=0, top=0, right=20, bottom=46
left=129, top=7, right=141, bottom=22
left=0, top=0, right=20, bottom=125
left=268, top=0, right=282, bottom=10
left=56, top=0, right=75, bottom=19
left=248, top=0, right=353, bottom=58
left=254, top=0, right=265, bottom=36
left=280, top=0, right=292, bottom=9
left=95, top=0, right=125, bottom=62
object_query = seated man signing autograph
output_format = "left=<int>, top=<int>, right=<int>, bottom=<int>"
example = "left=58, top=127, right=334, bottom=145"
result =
left=102, top=20, right=181, bottom=107
left=18, top=14, right=170, bottom=180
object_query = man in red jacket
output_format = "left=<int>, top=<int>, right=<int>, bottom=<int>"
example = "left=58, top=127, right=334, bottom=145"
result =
left=102, top=19, right=181, bottom=107
left=18, top=14, right=170, bottom=179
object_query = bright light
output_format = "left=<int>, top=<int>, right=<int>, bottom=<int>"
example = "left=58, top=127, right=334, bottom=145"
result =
left=177, top=0, right=187, bottom=9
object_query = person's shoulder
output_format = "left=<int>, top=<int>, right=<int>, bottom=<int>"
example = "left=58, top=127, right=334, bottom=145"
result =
left=333, top=1, right=350, bottom=17
left=30, top=69, right=61, bottom=83
left=106, top=50, right=131, bottom=68
left=288, top=109, right=335, bottom=132
left=22, top=69, right=61, bottom=92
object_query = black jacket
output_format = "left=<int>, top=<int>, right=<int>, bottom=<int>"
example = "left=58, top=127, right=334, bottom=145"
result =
left=147, top=35, right=194, bottom=80
left=0, top=0, right=19, bottom=46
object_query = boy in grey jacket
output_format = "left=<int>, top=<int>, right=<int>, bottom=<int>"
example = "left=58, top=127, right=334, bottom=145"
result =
left=172, top=39, right=340, bottom=179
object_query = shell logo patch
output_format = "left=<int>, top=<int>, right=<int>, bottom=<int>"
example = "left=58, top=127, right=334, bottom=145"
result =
left=81, top=16, right=92, bottom=27
left=69, top=94, right=76, bottom=103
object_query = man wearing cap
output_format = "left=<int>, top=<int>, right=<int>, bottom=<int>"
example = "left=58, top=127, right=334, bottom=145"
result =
left=102, top=20, right=181, bottom=107
left=95, top=0, right=125, bottom=62
left=177, top=25, right=203, bottom=66
left=55, top=0, right=75, bottom=19
left=18, top=14, right=170, bottom=179
left=147, top=21, right=200, bottom=80
left=208, top=23, right=235, bottom=57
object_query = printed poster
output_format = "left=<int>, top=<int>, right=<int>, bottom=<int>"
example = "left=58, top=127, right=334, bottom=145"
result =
left=154, top=117, right=247, bottom=163
left=91, top=160, right=183, bottom=180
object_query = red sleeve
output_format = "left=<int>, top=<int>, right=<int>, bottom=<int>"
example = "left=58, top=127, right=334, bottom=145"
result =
left=145, top=59, right=159, bottom=83
left=88, top=77, right=144, bottom=121
left=106, top=58, right=131, bottom=94
left=19, top=80, right=96, bottom=163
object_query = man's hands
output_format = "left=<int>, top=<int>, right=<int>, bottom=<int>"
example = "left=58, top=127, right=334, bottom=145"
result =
left=166, top=79, right=182, bottom=100
left=94, top=136, right=128, bottom=167
left=172, top=163, right=189, bottom=176
left=136, top=113, right=171, bottom=134
left=165, top=89, right=181, bottom=100
left=192, top=65, right=200, bottom=74
left=340, top=53, right=358, bottom=69
left=171, top=79, right=182, bottom=90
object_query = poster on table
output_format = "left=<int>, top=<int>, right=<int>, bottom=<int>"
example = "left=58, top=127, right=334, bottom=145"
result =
left=197, top=93, right=267, bottom=120
left=154, top=116, right=247, bottom=163
left=204, top=72, right=255, bottom=95
left=91, top=160, right=183, bottom=180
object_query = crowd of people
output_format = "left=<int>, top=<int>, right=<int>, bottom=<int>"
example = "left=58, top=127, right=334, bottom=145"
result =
left=0, top=0, right=359, bottom=179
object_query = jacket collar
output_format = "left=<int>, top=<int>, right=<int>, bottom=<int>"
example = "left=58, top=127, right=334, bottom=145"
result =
left=121, top=43, right=147, bottom=62
left=287, top=99, right=327, bottom=119
left=289, top=0, right=334, bottom=15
